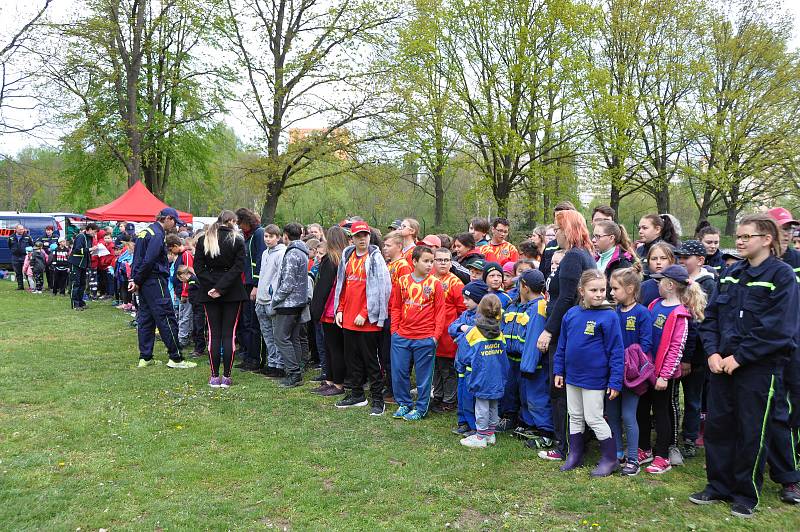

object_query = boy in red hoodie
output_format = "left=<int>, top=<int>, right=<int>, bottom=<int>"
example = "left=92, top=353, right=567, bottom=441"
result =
left=430, top=247, right=466, bottom=413
left=390, top=246, right=446, bottom=420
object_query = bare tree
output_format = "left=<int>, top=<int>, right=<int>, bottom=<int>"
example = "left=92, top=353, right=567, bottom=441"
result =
left=0, top=0, right=52, bottom=135
left=223, top=0, right=399, bottom=223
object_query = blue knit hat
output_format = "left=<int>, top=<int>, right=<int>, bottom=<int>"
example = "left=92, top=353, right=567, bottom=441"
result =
left=463, top=280, right=489, bottom=305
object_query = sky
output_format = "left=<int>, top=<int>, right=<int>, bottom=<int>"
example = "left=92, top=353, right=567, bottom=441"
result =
left=2, top=0, right=800, bottom=156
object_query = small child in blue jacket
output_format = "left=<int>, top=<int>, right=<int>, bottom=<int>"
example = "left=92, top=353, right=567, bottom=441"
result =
left=450, top=280, right=487, bottom=436
left=460, top=293, right=510, bottom=449
left=554, top=270, right=625, bottom=477
left=502, top=269, right=553, bottom=448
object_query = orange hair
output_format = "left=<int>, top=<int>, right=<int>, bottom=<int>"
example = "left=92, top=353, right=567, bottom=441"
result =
left=555, top=210, right=593, bottom=253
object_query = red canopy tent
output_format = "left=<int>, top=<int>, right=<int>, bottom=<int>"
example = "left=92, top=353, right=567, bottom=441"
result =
left=85, top=181, right=193, bottom=223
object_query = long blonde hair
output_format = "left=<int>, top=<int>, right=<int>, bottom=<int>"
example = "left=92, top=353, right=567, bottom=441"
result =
left=672, top=281, right=707, bottom=321
left=204, top=210, right=238, bottom=258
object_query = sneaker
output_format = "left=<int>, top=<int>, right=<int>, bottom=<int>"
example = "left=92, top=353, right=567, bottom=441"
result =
left=537, top=449, right=564, bottom=461
left=137, top=358, right=154, bottom=368
left=189, top=351, right=206, bottom=359
left=383, top=393, right=396, bottom=404
left=429, top=399, right=443, bottom=413
left=279, top=376, right=302, bottom=388
left=369, top=400, right=385, bottom=416
left=495, top=417, right=516, bottom=432
left=730, top=503, right=754, bottom=518
left=209, top=376, right=221, bottom=388
left=220, top=376, right=232, bottom=388
left=264, top=367, right=286, bottom=378
left=311, top=383, right=332, bottom=395
left=167, top=359, right=197, bottom=369
left=320, top=385, right=345, bottom=397
left=512, top=426, right=538, bottom=440
left=620, top=461, right=640, bottom=476
left=311, top=374, right=324, bottom=382
left=452, top=423, right=471, bottom=435
left=668, top=445, right=684, bottom=466
left=460, top=434, right=488, bottom=448
left=335, top=394, right=368, bottom=408
left=645, top=456, right=671, bottom=474
left=688, top=490, right=726, bottom=505
left=392, top=405, right=411, bottom=419
left=682, top=439, right=697, bottom=458
left=780, top=483, right=800, bottom=504
left=403, top=409, right=424, bottom=421
left=637, top=448, right=654, bottom=464
left=487, top=433, right=496, bottom=445
left=526, top=435, right=554, bottom=449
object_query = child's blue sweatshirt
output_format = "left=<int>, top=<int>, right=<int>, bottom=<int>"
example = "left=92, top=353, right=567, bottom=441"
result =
left=462, top=326, right=509, bottom=399
left=450, top=308, right=477, bottom=375
left=616, top=303, right=653, bottom=354
left=553, top=306, right=625, bottom=391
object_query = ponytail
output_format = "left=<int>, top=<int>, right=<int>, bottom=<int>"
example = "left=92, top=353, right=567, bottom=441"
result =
left=204, top=210, right=237, bottom=258
left=659, top=214, right=680, bottom=247
left=676, top=282, right=707, bottom=321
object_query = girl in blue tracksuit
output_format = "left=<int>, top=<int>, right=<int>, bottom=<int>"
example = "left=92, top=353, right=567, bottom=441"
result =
left=460, top=294, right=510, bottom=448
left=450, top=280, right=487, bottom=436
left=554, top=269, right=625, bottom=477
left=608, top=267, right=653, bottom=476
left=502, top=269, right=553, bottom=447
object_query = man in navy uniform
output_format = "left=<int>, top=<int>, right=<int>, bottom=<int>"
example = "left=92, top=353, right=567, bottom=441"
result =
left=68, top=223, right=98, bottom=309
left=130, top=208, right=197, bottom=369
left=8, top=224, right=34, bottom=290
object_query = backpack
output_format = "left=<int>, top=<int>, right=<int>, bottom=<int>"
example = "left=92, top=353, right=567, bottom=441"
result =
left=623, top=343, right=656, bottom=395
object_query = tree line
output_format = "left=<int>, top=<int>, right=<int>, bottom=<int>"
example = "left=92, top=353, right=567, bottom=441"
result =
left=1, top=0, right=799, bottom=234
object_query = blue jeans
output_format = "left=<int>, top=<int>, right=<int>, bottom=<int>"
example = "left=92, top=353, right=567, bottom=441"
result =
left=255, top=303, right=282, bottom=369
left=606, top=388, right=640, bottom=463
left=681, top=365, right=705, bottom=442
left=391, top=334, right=436, bottom=415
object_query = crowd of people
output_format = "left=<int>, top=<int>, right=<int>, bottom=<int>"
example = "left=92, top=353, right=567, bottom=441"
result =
left=7, top=202, right=800, bottom=519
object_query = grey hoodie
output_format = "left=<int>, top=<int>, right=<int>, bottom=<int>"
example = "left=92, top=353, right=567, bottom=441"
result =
left=256, top=242, right=286, bottom=304
left=272, top=240, right=309, bottom=311
left=333, top=245, right=391, bottom=327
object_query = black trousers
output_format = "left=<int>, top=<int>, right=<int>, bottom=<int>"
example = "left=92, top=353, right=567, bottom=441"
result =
left=704, top=363, right=783, bottom=509
left=766, top=368, right=800, bottom=485
left=52, top=269, right=69, bottom=294
left=205, top=301, right=242, bottom=377
left=12, top=260, right=24, bottom=289
left=380, top=320, right=392, bottom=393
left=322, top=322, right=346, bottom=385
left=192, top=302, right=207, bottom=354
left=548, top=341, right=568, bottom=455
left=241, top=288, right=266, bottom=367
left=637, top=380, right=680, bottom=458
left=70, top=266, right=87, bottom=308
left=342, top=328, right=382, bottom=400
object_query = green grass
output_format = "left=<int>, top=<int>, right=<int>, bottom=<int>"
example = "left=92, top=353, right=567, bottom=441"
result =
left=0, top=282, right=796, bottom=530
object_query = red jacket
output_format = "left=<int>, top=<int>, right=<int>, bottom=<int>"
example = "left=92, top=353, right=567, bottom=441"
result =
left=434, top=272, right=466, bottom=358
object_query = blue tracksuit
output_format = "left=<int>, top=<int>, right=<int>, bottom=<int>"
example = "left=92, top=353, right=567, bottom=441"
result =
left=68, top=232, right=92, bottom=307
left=700, top=255, right=799, bottom=508
left=462, top=327, right=509, bottom=400
left=492, top=290, right=513, bottom=309
left=553, top=306, right=625, bottom=391
left=450, top=309, right=477, bottom=428
left=132, top=223, right=182, bottom=361
left=502, top=296, right=553, bottom=432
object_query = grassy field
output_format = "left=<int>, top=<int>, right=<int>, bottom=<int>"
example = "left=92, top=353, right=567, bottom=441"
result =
left=0, top=282, right=796, bottom=531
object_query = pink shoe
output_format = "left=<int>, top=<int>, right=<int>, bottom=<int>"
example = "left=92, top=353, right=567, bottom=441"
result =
left=638, top=448, right=653, bottom=464
left=645, top=456, right=671, bottom=474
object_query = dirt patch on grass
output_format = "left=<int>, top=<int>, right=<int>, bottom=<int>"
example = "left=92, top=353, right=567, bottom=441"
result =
left=451, top=508, right=498, bottom=530
left=258, top=516, right=292, bottom=530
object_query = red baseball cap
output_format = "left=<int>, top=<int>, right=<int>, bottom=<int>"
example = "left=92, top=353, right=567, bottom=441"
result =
left=767, top=207, right=799, bottom=227
left=350, top=221, right=371, bottom=235
left=419, top=234, right=441, bottom=248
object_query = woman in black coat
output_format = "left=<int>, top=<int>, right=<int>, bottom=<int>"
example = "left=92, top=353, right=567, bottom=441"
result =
left=193, top=210, right=248, bottom=387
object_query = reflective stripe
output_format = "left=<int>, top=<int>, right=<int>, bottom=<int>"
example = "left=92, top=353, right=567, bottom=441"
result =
left=465, top=366, right=472, bottom=372
left=507, top=354, right=521, bottom=362
left=720, top=277, right=739, bottom=284
left=458, top=373, right=465, bottom=378
left=745, top=281, right=776, bottom=291
left=752, top=376, right=775, bottom=508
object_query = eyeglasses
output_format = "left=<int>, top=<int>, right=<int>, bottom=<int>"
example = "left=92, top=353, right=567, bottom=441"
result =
left=434, top=258, right=451, bottom=263
left=591, top=234, right=609, bottom=240
left=735, top=233, right=766, bottom=242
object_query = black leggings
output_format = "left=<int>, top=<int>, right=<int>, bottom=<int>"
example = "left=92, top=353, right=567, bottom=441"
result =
left=204, top=301, right=242, bottom=377
left=322, top=322, right=346, bottom=385
left=637, top=380, right=679, bottom=458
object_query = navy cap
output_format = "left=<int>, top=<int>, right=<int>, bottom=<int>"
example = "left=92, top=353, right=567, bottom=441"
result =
left=650, top=264, right=690, bottom=284
left=519, top=269, right=546, bottom=292
left=674, top=240, right=707, bottom=257
left=389, top=219, right=403, bottom=230
left=482, top=261, right=502, bottom=282
left=125, top=222, right=135, bottom=231
left=463, top=280, right=489, bottom=305
left=158, top=207, right=186, bottom=226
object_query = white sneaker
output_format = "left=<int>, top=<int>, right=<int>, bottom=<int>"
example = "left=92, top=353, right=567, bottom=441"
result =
left=668, top=445, right=684, bottom=466
left=167, top=359, right=197, bottom=369
left=137, top=358, right=154, bottom=368
left=460, top=434, right=488, bottom=448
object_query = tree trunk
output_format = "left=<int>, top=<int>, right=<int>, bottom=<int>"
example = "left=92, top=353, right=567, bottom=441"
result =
left=432, top=155, right=445, bottom=226
left=654, top=180, right=670, bottom=213
left=261, top=175, right=283, bottom=224
left=610, top=182, right=621, bottom=221
left=494, top=179, right=510, bottom=218
left=725, top=205, right=738, bottom=236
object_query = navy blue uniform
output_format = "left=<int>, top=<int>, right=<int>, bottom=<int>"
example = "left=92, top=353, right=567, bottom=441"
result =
left=68, top=232, right=92, bottom=307
left=8, top=233, right=33, bottom=289
left=132, top=223, right=182, bottom=362
left=239, top=227, right=267, bottom=368
left=699, top=255, right=799, bottom=509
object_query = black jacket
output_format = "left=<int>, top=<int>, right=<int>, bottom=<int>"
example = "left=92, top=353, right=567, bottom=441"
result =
left=8, top=234, right=33, bottom=262
left=68, top=232, right=92, bottom=269
left=193, top=226, right=248, bottom=303
left=310, top=255, right=337, bottom=322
